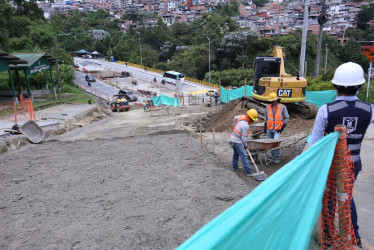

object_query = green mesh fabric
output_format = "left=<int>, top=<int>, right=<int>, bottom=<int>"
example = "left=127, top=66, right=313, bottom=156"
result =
left=178, top=132, right=340, bottom=250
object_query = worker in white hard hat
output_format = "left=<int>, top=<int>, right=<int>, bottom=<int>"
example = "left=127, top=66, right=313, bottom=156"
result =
left=264, top=92, right=289, bottom=164
left=309, top=62, right=374, bottom=248
left=230, top=109, right=258, bottom=178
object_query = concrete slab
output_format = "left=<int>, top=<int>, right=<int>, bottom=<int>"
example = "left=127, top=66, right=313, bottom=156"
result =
left=355, top=136, right=374, bottom=248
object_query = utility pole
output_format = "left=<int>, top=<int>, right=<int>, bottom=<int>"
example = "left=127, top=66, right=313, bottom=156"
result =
left=207, top=36, right=211, bottom=85
left=136, top=31, right=143, bottom=66
left=341, top=26, right=346, bottom=46
left=53, top=36, right=61, bottom=101
left=314, top=0, right=327, bottom=77
left=325, top=44, right=328, bottom=71
left=54, top=34, right=69, bottom=101
left=299, top=0, right=309, bottom=77
left=367, top=61, right=373, bottom=102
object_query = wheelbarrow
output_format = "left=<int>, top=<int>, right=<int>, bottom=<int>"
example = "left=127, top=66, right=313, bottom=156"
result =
left=247, top=139, right=283, bottom=151
left=19, top=120, right=45, bottom=143
left=250, top=123, right=265, bottom=139
left=247, top=139, right=283, bottom=167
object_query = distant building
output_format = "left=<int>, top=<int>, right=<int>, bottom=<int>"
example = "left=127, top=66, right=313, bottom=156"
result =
left=187, top=0, right=193, bottom=9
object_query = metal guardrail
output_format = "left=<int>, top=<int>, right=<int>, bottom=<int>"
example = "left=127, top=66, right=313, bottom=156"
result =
left=185, top=77, right=219, bottom=90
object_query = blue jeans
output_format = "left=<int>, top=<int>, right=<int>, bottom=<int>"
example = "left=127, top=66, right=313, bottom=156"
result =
left=266, top=130, right=281, bottom=159
left=232, top=142, right=253, bottom=174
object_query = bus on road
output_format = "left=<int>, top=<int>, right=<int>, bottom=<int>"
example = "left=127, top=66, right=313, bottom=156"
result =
left=163, top=71, right=185, bottom=84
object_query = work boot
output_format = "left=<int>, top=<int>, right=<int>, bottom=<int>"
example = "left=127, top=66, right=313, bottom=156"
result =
left=274, top=158, right=281, bottom=164
left=356, top=236, right=362, bottom=249
left=246, top=173, right=255, bottom=178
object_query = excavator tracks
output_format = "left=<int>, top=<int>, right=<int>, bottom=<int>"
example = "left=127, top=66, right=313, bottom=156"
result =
left=241, top=96, right=318, bottom=120
left=290, top=101, right=319, bottom=119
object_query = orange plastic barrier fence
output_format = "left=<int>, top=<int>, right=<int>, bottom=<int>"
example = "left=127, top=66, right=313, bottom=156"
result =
left=320, top=125, right=356, bottom=249
left=28, top=99, right=35, bottom=120
left=2, top=98, right=35, bottom=122
left=20, top=94, right=24, bottom=109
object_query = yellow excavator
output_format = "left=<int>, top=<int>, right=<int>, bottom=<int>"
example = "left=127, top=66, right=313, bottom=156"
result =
left=245, top=46, right=317, bottom=118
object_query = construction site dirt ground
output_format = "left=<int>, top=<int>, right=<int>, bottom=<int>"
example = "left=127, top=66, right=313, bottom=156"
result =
left=0, top=100, right=373, bottom=249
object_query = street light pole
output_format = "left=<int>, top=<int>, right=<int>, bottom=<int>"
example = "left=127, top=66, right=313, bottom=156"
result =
left=54, top=36, right=62, bottom=101
left=207, top=36, right=211, bottom=85
left=136, top=31, right=143, bottom=66
left=54, top=33, right=70, bottom=101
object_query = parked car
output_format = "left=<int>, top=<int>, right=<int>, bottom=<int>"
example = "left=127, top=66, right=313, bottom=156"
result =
left=85, top=74, right=96, bottom=82
left=118, top=89, right=138, bottom=102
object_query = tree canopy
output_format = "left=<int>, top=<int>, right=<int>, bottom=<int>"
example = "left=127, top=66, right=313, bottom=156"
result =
left=0, top=1, right=371, bottom=90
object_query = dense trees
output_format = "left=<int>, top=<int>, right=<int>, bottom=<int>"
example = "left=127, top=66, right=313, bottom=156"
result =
left=219, top=30, right=257, bottom=68
left=357, top=3, right=374, bottom=31
left=252, top=0, right=269, bottom=8
left=0, top=0, right=372, bottom=91
left=216, top=1, right=240, bottom=16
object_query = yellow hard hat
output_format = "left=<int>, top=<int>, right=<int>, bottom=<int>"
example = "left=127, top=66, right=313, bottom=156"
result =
left=247, top=109, right=258, bottom=121
left=269, top=92, right=278, bottom=101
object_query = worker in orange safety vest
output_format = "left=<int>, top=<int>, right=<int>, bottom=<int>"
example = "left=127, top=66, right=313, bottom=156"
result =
left=264, top=92, right=289, bottom=164
left=230, top=109, right=258, bottom=177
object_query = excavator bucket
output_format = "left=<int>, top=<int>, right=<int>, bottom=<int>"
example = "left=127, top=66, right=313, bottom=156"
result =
left=19, top=120, right=45, bottom=143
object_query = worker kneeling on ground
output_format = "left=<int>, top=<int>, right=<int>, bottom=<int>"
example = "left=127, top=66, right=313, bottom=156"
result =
left=230, top=109, right=258, bottom=177
left=264, top=92, right=289, bottom=164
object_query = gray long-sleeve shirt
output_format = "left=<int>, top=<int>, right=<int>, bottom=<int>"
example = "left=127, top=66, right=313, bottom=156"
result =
left=230, top=115, right=250, bottom=146
left=264, top=103, right=289, bottom=132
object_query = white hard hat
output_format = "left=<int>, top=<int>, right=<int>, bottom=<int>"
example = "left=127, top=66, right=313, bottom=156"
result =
left=332, top=62, right=365, bottom=87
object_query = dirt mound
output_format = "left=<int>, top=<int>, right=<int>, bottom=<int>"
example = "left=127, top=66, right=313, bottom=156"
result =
left=198, top=100, right=315, bottom=136
left=203, top=100, right=247, bottom=132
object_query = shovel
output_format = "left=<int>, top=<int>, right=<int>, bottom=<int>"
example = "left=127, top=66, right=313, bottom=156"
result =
left=245, top=148, right=267, bottom=181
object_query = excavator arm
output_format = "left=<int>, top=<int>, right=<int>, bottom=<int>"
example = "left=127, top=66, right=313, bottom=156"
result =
left=270, top=46, right=290, bottom=77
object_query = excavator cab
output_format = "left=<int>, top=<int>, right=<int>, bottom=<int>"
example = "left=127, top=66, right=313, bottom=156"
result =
left=253, top=57, right=281, bottom=96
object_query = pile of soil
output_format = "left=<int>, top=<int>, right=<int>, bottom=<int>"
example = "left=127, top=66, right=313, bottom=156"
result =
left=198, top=100, right=315, bottom=136
left=204, top=100, right=247, bottom=132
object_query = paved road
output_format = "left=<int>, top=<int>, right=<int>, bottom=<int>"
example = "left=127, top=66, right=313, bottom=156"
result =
left=74, top=58, right=217, bottom=97
left=356, top=126, right=374, bottom=248
left=74, top=70, right=171, bottom=106
left=75, top=71, right=119, bottom=100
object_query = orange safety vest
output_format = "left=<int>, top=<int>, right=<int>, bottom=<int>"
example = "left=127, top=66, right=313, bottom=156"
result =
left=267, top=104, right=284, bottom=130
left=232, top=115, right=250, bottom=137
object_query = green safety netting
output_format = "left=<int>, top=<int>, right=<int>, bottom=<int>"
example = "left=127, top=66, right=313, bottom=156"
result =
left=220, top=86, right=336, bottom=108
left=305, top=90, right=337, bottom=108
left=151, top=94, right=180, bottom=107
left=177, top=132, right=340, bottom=250
left=220, top=86, right=253, bottom=104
